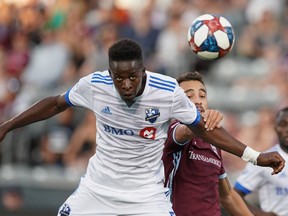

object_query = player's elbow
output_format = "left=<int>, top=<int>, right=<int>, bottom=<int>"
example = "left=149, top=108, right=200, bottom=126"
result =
left=55, top=95, right=70, bottom=112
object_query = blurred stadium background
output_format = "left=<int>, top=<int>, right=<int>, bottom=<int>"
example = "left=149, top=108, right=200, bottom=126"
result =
left=0, top=0, right=287, bottom=215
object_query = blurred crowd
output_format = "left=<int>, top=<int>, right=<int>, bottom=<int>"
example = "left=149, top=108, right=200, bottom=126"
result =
left=0, top=0, right=287, bottom=210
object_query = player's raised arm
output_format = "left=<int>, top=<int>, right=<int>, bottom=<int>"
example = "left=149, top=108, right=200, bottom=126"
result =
left=188, top=118, right=285, bottom=174
left=174, top=109, right=223, bottom=143
left=0, top=94, right=69, bottom=143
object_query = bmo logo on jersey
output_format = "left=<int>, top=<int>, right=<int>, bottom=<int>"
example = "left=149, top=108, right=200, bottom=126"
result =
left=103, top=124, right=134, bottom=136
left=140, top=127, right=157, bottom=139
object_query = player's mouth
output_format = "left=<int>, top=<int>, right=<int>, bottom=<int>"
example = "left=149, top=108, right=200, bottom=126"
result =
left=196, top=105, right=204, bottom=114
left=122, top=94, right=134, bottom=101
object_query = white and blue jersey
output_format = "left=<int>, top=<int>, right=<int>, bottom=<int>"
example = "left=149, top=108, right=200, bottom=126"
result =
left=234, top=144, right=288, bottom=216
left=64, top=70, right=200, bottom=202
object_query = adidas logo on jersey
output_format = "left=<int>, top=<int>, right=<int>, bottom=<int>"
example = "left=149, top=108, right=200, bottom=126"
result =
left=101, top=106, right=112, bottom=114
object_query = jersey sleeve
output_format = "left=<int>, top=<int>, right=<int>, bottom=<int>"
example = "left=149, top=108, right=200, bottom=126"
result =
left=64, top=74, right=93, bottom=109
left=234, top=163, right=265, bottom=195
left=218, top=150, right=227, bottom=179
left=164, top=121, right=187, bottom=154
left=171, top=86, right=201, bottom=126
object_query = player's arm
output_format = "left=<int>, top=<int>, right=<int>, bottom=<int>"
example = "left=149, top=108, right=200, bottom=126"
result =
left=187, top=119, right=285, bottom=174
left=219, top=178, right=254, bottom=216
left=234, top=188, right=278, bottom=216
left=174, top=109, right=223, bottom=143
left=0, top=94, right=69, bottom=142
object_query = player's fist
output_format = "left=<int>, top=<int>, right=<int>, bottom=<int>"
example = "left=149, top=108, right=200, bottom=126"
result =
left=257, top=152, right=285, bottom=175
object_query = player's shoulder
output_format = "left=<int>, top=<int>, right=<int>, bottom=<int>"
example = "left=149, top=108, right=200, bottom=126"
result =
left=90, top=70, right=111, bottom=83
left=78, top=70, right=113, bottom=87
left=91, top=70, right=110, bottom=76
left=74, top=70, right=112, bottom=92
left=169, top=119, right=180, bottom=128
left=146, top=71, right=179, bottom=93
left=78, top=70, right=109, bottom=81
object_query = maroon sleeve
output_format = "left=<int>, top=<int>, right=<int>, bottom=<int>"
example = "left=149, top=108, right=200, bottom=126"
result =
left=164, top=121, right=184, bottom=153
left=162, top=120, right=185, bottom=186
left=218, top=149, right=226, bottom=177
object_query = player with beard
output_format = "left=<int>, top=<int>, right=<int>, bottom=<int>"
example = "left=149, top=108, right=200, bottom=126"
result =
left=162, top=71, right=253, bottom=216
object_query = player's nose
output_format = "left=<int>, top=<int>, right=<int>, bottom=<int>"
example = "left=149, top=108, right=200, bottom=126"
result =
left=193, top=97, right=202, bottom=105
left=122, top=79, right=132, bottom=90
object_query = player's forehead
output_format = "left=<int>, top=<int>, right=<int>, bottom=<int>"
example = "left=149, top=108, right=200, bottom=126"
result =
left=276, top=111, right=288, bottom=124
left=109, top=60, right=143, bottom=74
left=180, top=80, right=206, bottom=93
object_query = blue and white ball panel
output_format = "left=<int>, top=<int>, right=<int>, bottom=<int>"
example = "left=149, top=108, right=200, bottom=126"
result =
left=219, top=16, right=232, bottom=27
left=200, top=34, right=220, bottom=52
left=225, top=26, right=235, bottom=48
left=193, top=24, right=209, bottom=47
left=214, top=30, right=230, bottom=49
left=197, top=51, right=219, bottom=60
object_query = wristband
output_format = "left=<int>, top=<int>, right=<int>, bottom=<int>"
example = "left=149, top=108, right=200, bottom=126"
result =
left=241, top=146, right=261, bottom=165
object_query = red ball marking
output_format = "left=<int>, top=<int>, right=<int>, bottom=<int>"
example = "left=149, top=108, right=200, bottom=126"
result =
left=219, top=48, right=229, bottom=57
left=189, top=36, right=201, bottom=53
left=203, top=16, right=225, bottom=34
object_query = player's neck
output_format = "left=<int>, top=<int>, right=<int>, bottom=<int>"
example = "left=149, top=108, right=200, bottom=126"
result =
left=280, top=143, right=288, bottom=154
left=136, top=73, right=147, bottom=97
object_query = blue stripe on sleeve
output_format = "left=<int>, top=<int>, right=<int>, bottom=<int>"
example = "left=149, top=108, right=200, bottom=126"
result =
left=234, top=182, right=252, bottom=195
left=64, top=89, right=74, bottom=106
left=150, top=75, right=177, bottom=85
left=148, top=83, right=175, bottom=92
left=190, top=109, right=201, bottom=126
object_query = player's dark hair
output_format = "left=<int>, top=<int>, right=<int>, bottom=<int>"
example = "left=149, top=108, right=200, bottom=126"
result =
left=108, top=39, right=143, bottom=62
left=176, top=71, right=205, bottom=86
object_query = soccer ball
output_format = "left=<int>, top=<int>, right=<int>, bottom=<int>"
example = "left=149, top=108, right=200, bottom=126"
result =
left=187, top=14, right=235, bottom=60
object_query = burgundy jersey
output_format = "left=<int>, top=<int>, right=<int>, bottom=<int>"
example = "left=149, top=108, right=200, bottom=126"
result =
left=162, top=121, right=226, bottom=216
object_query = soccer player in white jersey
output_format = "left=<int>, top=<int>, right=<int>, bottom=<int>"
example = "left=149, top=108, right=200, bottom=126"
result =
left=0, top=39, right=285, bottom=216
left=234, top=107, right=288, bottom=216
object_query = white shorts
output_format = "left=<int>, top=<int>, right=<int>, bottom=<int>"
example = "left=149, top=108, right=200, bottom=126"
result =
left=57, top=179, right=175, bottom=216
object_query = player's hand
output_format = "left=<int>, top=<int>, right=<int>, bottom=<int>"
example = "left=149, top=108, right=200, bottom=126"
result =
left=257, top=152, right=285, bottom=175
left=202, top=109, right=223, bottom=131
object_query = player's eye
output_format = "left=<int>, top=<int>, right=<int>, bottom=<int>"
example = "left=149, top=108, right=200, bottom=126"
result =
left=279, top=121, right=287, bottom=127
left=115, top=77, right=123, bottom=81
left=186, top=93, right=195, bottom=100
left=129, top=76, right=136, bottom=80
